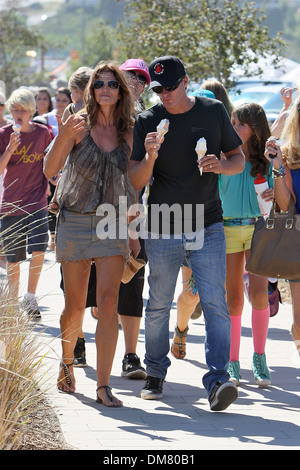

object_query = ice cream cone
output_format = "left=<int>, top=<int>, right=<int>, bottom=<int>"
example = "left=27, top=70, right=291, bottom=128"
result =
left=196, top=137, right=207, bottom=175
left=157, top=119, right=169, bottom=143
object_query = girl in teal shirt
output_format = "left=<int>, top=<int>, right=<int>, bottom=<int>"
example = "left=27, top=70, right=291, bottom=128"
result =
left=220, top=103, right=274, bottom=387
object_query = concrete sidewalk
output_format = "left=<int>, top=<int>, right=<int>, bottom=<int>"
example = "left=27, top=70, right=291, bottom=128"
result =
left=21, top=250, right=300, bottom=451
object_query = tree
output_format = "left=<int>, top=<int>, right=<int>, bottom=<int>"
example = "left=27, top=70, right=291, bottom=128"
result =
left=280, top=0, right=300, bottom=60
left=118, top=0, right=286, bottom=87
left=78, top=18, right=119, bottom=68
left=0, top=1, right=43, bottom=95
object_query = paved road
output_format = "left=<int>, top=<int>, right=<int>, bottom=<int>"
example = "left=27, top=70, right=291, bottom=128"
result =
left=19, top=249, right=300, bottom=451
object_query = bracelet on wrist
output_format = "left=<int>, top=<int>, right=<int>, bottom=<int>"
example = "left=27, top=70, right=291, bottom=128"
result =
left=272, top=165, right=286, bottom=178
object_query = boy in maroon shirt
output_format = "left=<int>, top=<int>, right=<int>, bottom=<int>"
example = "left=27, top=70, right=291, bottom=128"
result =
left=0, top=87, right=52, bottom=318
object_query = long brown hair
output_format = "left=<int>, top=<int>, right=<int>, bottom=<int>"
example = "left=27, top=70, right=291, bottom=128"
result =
left=201, top=79, right=233, bottom=116
left=84, top=61, right=135, bottom=150
left=232, top=102, right=271, bottom=177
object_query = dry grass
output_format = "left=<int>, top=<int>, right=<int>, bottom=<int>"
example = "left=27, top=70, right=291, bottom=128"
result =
left=0, top=206, right=72, bottom=450
left=0, top=276, right=63, bottom=450
left=16, top=395, right=73, bottom=450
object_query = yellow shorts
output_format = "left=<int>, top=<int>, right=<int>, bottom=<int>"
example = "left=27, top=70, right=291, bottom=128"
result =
left=224, top=225, right=255, bottom=254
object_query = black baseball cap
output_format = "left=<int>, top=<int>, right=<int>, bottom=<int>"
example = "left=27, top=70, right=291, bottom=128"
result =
left=148, top=56, right=186, bottom=90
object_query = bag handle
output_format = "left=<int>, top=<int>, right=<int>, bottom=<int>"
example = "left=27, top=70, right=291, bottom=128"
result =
left=269, top=196, right=295, bottom=219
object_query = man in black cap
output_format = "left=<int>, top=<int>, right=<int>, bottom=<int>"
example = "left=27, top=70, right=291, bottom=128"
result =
left=129, top=56, right=244, bottom=411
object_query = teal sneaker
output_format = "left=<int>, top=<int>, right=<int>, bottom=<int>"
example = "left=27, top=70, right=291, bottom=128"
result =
left=228, top=361, right=242, bottom=386
left=252, top=352, right=271, bottom=387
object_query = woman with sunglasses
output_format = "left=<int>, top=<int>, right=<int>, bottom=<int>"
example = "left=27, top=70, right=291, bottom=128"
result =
left=44, top=61, right=136, bottom=407
left=85, top=59, right=150, bottom=378
left=265, top=95, right=300, bottom=360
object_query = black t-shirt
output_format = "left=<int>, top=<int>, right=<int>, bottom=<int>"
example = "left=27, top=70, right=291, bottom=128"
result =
left=131, top=96, right=242, bottom=233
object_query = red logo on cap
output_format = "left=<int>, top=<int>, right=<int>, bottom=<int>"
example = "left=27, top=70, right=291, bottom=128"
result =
left=154, top=63, right=164, bottom=75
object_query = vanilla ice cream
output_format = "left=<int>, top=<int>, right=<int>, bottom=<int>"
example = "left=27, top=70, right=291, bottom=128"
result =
left=156, top=119, right=169, bottom=143
left=12, top=123, right=21, bottom=134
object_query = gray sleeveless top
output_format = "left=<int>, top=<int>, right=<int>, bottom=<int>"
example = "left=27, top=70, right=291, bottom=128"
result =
left=57, top=133, right=135, bottom=213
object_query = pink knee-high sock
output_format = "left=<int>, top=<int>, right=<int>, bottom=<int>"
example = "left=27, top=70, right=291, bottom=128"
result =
left=230, top=314, right=242, bottom=362
left=252, top=306, right=270, bottom=355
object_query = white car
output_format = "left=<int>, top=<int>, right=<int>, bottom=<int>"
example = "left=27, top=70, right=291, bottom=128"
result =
left=229, top=81, right=296, bottom=123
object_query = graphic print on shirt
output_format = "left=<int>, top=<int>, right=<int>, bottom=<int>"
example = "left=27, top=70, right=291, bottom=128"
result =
left=14, top=141, right=45, bottom=164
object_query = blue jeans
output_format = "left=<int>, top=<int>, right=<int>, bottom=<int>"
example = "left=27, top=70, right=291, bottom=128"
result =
left=144, top=222, right=230, bottom=398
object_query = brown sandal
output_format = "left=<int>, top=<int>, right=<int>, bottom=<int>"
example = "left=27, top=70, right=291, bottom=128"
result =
left=96, top=385, right=123, bottom=407
left=171, top=325, right=189, bottom=359
left=57, top=361, right=75, bottom=393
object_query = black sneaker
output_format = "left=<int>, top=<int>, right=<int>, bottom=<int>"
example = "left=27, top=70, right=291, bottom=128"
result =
left=73, top=337, right=87, bottom=367
left=121, top=353, right=146, bottom=379
left=140, top=376, right=164, bottom=400
left=209, top=381, right=238, bottom=411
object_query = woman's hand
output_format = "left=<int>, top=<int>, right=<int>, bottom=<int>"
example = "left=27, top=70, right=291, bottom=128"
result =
left=261, top=187, right=274, bottom=201
left=280, top=87, right=293, bottom=110
left=44, top=115, right=86, bottom=179
left=129, top=237, right=141, bottom=259
left=56, top=114, right=86, bottom=140
left=264, top=137, right=284, bottom=169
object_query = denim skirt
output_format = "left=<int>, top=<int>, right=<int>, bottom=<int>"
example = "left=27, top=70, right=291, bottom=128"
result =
left=55, top=209, right=128, bottom=262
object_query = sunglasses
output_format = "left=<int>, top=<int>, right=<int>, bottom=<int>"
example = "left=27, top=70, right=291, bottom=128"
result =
left=126, top=70, right=147, bottom=87
left=152, top=78, right=183, bottom=95
left=93, top=80, right=120, bottom=90
left=0, top=103, right=4, bottom=107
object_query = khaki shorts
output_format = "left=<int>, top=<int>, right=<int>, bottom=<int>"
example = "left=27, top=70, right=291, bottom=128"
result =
left=224, top=224, right=255, bottom=254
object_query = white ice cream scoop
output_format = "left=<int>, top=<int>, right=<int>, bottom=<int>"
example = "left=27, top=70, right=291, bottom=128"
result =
left=156, top=119, right=169, bottom=143
left=12, top=123, right=21, bottom=134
